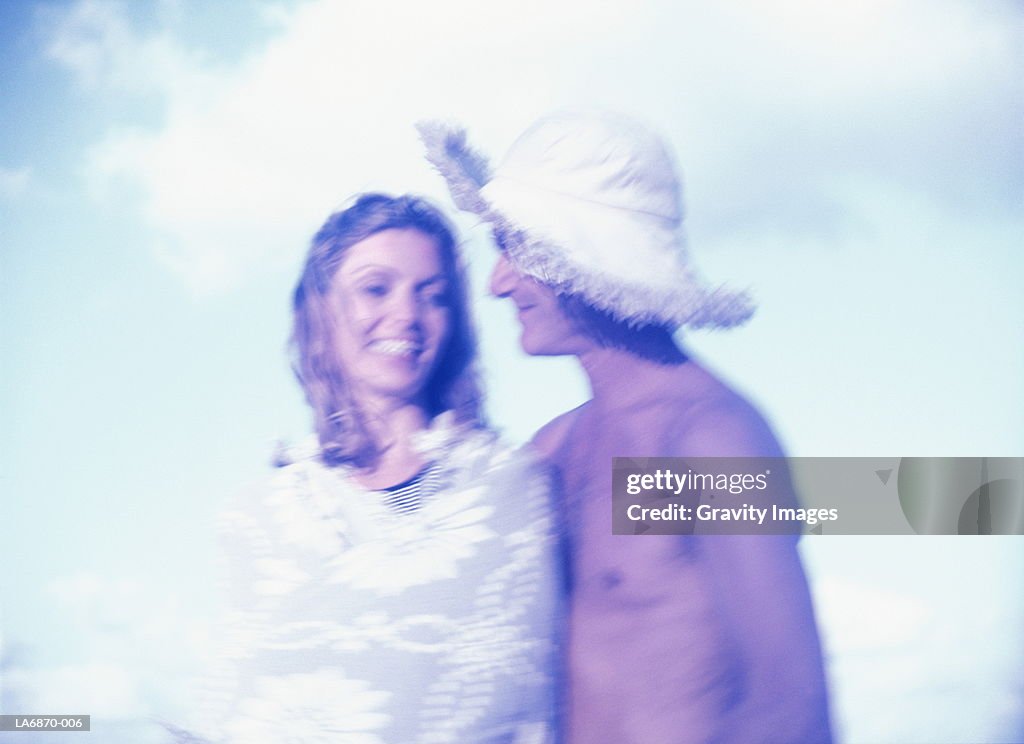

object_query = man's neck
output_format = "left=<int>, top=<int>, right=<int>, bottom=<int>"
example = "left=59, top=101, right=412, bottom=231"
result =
left=578, top=345, right=693, bottom=412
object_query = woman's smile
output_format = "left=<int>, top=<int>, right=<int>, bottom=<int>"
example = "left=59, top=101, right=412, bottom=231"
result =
left=329, top=228, right=451, bottom=407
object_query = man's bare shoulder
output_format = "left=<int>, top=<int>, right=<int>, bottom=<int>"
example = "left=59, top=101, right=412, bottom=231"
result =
left=665, top=366, right=785, bottom=458
left=530, top=403, right=589, bottom=462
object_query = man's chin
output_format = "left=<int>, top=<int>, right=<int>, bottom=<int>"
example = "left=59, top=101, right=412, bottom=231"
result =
left=519, top=337, right=562, bottom=357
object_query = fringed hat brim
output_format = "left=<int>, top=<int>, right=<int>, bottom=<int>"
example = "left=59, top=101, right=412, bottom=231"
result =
left=418, top=121, right=493, bottom=216
left=417, top=120, right=755, bottom=330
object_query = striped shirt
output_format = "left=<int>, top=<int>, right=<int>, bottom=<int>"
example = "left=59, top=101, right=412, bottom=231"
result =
left=378, top=462, right=441, bottom=514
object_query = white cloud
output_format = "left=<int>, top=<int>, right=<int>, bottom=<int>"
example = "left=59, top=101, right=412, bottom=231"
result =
left=805, top=540, right=1024, bottom=742
left=5, top=663, right=145, bottom=718
left=43, top=0, right=221, bottom=104
left=814, top=574, right=932, bottom=652
left=45, top=0, right=1021, bottom=292
left=3, top=571, right=215, bottom=721
left=0, top=166, right=32, bottom=200
left=43, top=570, right=212, bottom=656
left=47, top=569, right=125, bottom=601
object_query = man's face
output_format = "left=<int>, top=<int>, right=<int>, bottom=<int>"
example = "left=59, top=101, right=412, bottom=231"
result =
left=489, top=253, right=593, bottom=356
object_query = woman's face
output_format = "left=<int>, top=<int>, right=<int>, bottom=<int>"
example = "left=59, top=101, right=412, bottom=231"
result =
left=489, top=253, right=593, bottom=356
left=329, top=228, right=451, bottom=409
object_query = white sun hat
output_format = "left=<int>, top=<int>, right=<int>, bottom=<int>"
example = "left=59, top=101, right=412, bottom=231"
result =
left=418, top=111, right=755, bottom=329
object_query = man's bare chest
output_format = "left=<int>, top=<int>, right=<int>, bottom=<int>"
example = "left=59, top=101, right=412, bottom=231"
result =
left=560, top=424, right=706, bottom=608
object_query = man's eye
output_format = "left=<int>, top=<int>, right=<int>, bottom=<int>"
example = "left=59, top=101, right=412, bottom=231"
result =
left=362, top=284, right=388, bottom=297
left=493, top=228, right=509, bottom=253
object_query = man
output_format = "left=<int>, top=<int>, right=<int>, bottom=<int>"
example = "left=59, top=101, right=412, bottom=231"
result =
left=421, top=112, right=832, bottom=743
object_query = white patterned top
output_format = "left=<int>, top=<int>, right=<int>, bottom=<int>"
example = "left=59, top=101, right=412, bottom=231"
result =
left=192, top=416, right=563, bottom=744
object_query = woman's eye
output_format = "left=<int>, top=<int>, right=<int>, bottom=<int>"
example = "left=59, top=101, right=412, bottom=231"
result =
left=362, top=284, right=388, bottom=297
left=424, top=289, right=451, bottom=308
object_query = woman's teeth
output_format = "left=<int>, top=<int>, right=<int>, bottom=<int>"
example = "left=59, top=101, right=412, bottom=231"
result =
left=369, top=339, right=420, bottom=356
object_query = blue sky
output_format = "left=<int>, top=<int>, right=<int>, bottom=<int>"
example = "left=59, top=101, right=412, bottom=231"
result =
left=2, top=1, right=1022, bottom=741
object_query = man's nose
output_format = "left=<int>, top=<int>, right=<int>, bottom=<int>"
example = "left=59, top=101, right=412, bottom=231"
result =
left=489, top=254, right=517, bottom=297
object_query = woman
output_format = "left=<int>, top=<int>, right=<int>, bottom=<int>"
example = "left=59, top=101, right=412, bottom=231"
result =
left=194, top=194, right=562, bottom=743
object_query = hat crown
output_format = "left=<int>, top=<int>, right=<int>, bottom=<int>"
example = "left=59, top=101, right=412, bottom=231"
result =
left=494, top=112, right=683, bottom=224
left=418, top=114, right=755, bottom=329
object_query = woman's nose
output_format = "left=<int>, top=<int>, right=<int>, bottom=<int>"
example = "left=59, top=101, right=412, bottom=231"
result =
left=391, top=289, right=423, bottom=326
left=489, top=254, right=517, bottom=297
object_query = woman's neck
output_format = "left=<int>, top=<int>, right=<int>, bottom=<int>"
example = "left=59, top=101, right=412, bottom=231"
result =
left=351, top=398, right=433, bottom=490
